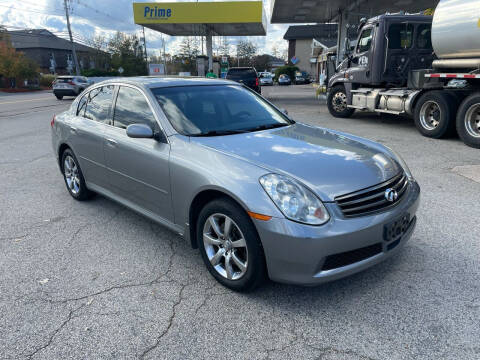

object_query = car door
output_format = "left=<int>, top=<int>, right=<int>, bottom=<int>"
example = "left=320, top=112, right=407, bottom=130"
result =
left=67, top=85, right=113, bottom=188
left=348, top=26, right=374, bottom=84
left=103, top=85, right=173, bottom=222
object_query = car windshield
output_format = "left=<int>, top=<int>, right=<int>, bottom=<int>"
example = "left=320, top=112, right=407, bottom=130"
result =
left=152, top=85, right=293, bottom=136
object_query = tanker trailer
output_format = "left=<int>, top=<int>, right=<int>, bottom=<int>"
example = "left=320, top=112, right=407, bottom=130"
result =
left=326, top=0, right=480, bottom=148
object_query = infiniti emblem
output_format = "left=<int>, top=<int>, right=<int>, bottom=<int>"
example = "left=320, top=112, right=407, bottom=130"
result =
left=385, top=188, right=399, bottom=202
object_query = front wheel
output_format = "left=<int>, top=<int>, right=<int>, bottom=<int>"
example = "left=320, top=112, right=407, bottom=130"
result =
left=414, top=91, right=457, bottom=138
left=327, top=85, right=354, bottom=118
left=456, top=93, right=480, bottom=148
left=197, top=198, right=266, bottom=292
left=55, top=94, right=63, bottom=100
left=61, top=149, right=94, bottom=200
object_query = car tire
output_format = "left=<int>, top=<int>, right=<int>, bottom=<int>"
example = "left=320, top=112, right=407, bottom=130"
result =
left=327, top=85, right=354, bottom=118
left=456, top=93, right=480, bottom=148
left=414, top=91, right=457, bottom=138
left=61, top=149, right=94, bottom=201
left=55, top=94, right=63, bottom=100
left=196, top=198, right=267, bottom=292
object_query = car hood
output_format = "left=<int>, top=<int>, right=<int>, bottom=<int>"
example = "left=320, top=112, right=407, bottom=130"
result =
left=191, top=123, right=402, bottom=201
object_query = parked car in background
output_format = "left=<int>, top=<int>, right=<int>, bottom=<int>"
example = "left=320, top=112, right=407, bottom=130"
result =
left=260, top=73, right=274, bottom=86
left=53, top=76, right=91, bottom=100
left=294, top=72, right=311, bottom=85
left=278, top=74, right=291, bottom=86
left=225, top=67, right=261, bottom=93
left=51, top=77, right=420, bottom=291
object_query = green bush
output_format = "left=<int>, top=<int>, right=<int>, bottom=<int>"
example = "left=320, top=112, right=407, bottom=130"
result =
left=274, top=66, right=299, bottom=81
left=81, top=68, right=120, bottom=77
left=39, top=74, right=56, bottom=88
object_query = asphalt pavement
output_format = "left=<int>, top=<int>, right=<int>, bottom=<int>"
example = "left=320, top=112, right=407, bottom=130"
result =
left=0, top=86, right=479, bottom=359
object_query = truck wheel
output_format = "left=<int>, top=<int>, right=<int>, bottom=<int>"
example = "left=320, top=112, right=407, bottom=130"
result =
left=414, top=91, right=456, bottom=138
left=327, top=85, right=354, bottom=118
left=456, top=93, right=480, bottom=148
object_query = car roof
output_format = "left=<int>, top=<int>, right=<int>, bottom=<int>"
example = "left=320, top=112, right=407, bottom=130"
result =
left=93, top=76, right=236, bottom=89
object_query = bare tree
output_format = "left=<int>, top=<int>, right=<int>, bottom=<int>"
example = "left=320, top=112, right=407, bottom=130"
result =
left=237, top=40, right=257, bottom=66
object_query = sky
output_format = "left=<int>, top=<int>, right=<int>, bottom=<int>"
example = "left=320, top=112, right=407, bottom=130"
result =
left=0, top=0, right=294, bottom=58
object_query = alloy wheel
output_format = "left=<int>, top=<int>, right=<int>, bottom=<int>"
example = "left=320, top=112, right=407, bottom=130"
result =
left=332, top=91, right=347, bottom=112
left=464, top=103, right=480, bottom=138
left=419, top=100, right=441, bottom=130
left=64, top=155, right=80, bottom=195
left=203, top=213, right=248, bottom=280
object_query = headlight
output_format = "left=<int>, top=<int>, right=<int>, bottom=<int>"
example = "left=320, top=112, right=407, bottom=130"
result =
left=385, top=147, right=414, bottom=180
left=259, top=174, right=330, bottom=225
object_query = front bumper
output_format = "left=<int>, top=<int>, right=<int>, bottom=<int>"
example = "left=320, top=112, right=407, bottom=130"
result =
left=254, top=181, right=420, bottom=285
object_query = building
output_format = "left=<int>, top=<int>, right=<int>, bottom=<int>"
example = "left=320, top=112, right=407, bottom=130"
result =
left=7, top=29, right=108, bottom=74
left=283, top=24, right=357, bottom=81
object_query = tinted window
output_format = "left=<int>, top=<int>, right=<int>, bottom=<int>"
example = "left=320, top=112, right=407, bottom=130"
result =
left=77, top=94, right=88, bottom=116
left=113, top=86, right=158, bottom=130
left=357, top=28, right=373, bottom=53
left=84, top=85, right=114, bottom=124
left=153, top=85, right=291, bottom=136
left=57, top=77, right=73, bottom=83
left=388, top=24, right=414, bottom=49
left=226, top=69, right=257, bottom=80
left=416, top=24, right=432, bottom=49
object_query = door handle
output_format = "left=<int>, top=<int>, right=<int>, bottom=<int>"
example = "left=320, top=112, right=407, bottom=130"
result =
left=69, top=126, right=77, bottom=133
left=106, top=138, right=117, bottom=146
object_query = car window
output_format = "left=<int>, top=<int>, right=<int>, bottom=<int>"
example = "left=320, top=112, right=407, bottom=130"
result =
left=357, top=28, right=373, bottom=53
left=388, top=23, right=414, bottom=49
left=153, top=85, right=291, bottom=136
left=113, top=86, right=158, bottom=130
left=416, top=24, right=432, bottom=50
left=57, top=77, right=73, bottom=83
left=226, top=69, right=257, bottom=80
left=84, top=85, right=114, bottom=124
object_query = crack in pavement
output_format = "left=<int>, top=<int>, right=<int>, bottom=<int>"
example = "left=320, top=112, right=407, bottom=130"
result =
left=138, top=282, right=191, bottom=359
left=24, top=303, right=86, bottom=359
left=311, top=345, right=378, bottom=360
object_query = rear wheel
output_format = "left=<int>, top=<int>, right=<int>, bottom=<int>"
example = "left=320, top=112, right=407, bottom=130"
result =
left=456, top=93, right=480, bottom=148
left=414, top=91, right=457, bottom=138
left=55, top=94, right=63, bottom=100
left=197, top=198, right=266, bottom=292
left=327, top=85, right=354, bottom=118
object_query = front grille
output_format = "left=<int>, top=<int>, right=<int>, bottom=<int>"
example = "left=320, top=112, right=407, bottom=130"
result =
left=322, top=243, right=382, bottom=271
left=335, top=173, right=408, bottom=217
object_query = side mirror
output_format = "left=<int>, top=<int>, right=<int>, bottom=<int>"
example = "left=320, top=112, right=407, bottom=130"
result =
left=126, top=123, right=154, bottom=139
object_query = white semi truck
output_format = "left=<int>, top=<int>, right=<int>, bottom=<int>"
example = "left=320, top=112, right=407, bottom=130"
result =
left=326, top=0, right=480, bottom=148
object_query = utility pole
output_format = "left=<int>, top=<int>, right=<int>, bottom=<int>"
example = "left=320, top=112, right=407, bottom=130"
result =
left=63, top=0, right=80, bottom=75
left=163, top=36, right=167, bottom=75
left=142, top=26, right=148, bottom=73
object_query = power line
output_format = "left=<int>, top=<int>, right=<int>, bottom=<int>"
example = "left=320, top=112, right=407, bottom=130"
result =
left=0, top=4, right=64, bottom=16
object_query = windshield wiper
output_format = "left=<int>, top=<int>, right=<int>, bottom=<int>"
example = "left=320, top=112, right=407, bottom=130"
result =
left=245, top=123, right=291, bottom=132
left=191, top=129, right=249, bottom=137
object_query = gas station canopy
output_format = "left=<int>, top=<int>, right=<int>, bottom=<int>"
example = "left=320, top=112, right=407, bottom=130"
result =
left=133, top=1, right=266, bottom=36
left=270, top=0, right=439, bottom=23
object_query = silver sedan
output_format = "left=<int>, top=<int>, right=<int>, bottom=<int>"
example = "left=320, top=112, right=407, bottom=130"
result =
left=51, top=77, right=420, bottom=291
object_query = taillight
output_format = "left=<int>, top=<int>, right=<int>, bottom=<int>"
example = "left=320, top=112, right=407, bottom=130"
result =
left=68, top=81, right=75, bottom=85
left=51, top=115, right=55, bottom=128
left=256, top=77, right=259, bottom=87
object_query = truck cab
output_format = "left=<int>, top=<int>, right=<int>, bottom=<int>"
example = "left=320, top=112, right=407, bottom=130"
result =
left=328, top=14, right=434, bottom=117
left=325, top=1, right=480, bottom=149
